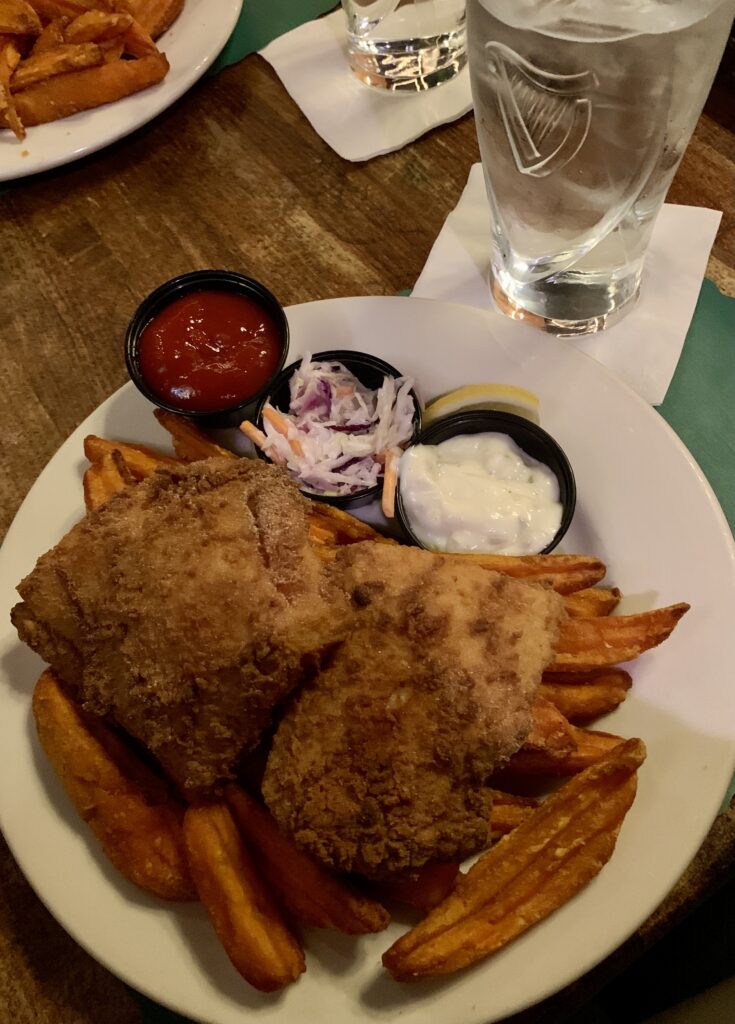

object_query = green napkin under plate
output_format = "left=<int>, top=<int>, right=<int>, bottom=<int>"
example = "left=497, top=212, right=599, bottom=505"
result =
left=659, top=278, right=735, bottom=536
left=211, top=0, right=338, bottom=73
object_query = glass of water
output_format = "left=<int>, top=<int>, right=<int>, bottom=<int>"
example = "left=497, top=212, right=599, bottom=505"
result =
left=466, top=0, right=735, bottom=336
left=342, top=0, right=467, bottom=91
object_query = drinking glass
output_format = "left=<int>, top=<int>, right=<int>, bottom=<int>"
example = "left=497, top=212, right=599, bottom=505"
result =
left=342, top=0, right=467, bottom=91
left=467, top=0, right=735, bottom=335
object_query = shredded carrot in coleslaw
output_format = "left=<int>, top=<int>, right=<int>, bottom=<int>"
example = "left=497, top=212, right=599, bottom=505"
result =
left=257, top=353, right=415, bottom=496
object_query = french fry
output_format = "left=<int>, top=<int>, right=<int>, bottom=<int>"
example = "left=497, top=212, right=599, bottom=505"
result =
left=83, top=433, right=179, bottom=479
left=99, top=34, right=121, bottom=59
left=83, top=4, right=147, bottom=51
left=304, top=502, right=611, bottom=601
left=119, top=15, right=155, bottom=56
left=383, top=738, right=645, bottom=980
left=303, top=507, right=607, bottom=595
left=311, top=543, right=338, bottom=563
left=29, top=14, right=67, bottom=52
left=539, top=668, right=632, bottom=723
left=32, top=670, right=195, bottom=901
left=153, top=408, right=237, bottom=462
left=183, top=803, right=305, bottom=992
left=308, top=503, right=393, bottom=545
left=542, top=666, right=633, bottom=687
left=307, top=521, right=608, bottom=598
left=550, top=603, right=690, bottom=671
left=565, top=728, right=627, bottom=770
left=564, top=587, right=622, bottom=618
left=4, top=48, right=168, bottom=127
left=502, top=726, right=626, bottom=777
left=83, top=448, right=132, bottom=510
left=488, top=789, right=540, bottom=837
left=0, top=0, right=41, bottom=35
left=306, top=505, right=612, bottom=597
left=443, top=551, right=608, bottom=595
left=25, top=0, right=89, bottom=20
left=127, top=0, right=183, bottom=38
left=64, top=8, right=130, bottom=40
left=0, top=40, right=23, bottom=138
left=0, top=37, right=18, bottom=67
left=11, top=42, right=103, bottom=90
left=225, top=785, right=390, bottom=934
left=524, top=696, right=577, bottom=758
left=376, top=863, right=460, bottom=912
left=308, top=521, right=336, bottom=547
left=85, top=0, right=130, bottom=10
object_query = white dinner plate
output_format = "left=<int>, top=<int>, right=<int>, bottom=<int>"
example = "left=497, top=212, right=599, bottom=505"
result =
left=0, top=0, right=243, bottom=183
left=1, top=295, right=734, bottom=1024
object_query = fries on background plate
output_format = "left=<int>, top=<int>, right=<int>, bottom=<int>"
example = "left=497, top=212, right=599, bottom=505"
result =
left=0, top=0, right=183, bottom=140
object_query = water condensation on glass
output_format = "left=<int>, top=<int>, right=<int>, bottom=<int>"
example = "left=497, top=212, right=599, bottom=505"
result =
left=467, top=0, right=735, bottom=331
left=342, top=0, right=467, bottom=90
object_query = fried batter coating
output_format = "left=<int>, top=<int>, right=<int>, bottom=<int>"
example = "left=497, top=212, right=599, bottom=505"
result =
left=13, top=458, right=348, bottom=795
left=14, top=458, right=565, bottom=876
left=263, top=543, right=565, bottom=878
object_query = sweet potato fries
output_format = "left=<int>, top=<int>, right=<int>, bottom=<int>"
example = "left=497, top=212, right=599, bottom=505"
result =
left=383, top=739, right=645, bottom=980
left=33, top=669, right=194, bottom=900
left=0, top=0, right=182, bottom=140
left=23, top=409, right=690, bottom=994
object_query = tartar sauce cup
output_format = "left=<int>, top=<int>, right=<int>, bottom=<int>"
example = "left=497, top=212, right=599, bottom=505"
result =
left=125, top=270, right=290, bottom=428
left=395, top=410, right=576, bottom=554
left=254, top=349, right=422, bottom=510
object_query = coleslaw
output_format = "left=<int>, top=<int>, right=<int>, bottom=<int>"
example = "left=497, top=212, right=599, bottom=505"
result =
left=255, top=353, right=416, bottom=496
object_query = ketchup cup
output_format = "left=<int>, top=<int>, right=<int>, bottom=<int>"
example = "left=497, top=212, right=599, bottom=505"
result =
left=125, top=270, right=290, bottom=428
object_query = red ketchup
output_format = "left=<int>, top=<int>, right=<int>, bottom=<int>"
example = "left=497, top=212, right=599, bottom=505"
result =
left=138, top=290, right=283, bottom=413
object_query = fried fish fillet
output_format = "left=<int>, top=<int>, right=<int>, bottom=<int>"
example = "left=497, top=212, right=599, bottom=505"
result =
left=13, top=458, right=348, bottom=795
left=262, top=543, right=566, bottom=878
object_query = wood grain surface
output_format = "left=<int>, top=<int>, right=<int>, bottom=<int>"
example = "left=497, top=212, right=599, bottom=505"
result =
left=0, top=48, right=734, bottom=1024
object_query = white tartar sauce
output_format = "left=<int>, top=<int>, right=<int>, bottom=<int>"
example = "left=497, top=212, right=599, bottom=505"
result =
left=399, top=433, right=562, bottom=555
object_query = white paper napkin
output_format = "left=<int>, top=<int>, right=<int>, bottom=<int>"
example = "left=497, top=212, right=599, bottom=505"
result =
left=413, top=164, right=722, bottom=405
left=259, top=10, right=472, bottom=162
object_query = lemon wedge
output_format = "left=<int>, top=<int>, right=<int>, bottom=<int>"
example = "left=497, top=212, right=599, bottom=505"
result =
left=423, top=383, right=541, bottom=426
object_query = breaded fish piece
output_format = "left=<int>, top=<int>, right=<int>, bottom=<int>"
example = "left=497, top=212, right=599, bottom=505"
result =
left=13, top=458, right=348, bottom=795
left=263, top=543, right=565, bottom=878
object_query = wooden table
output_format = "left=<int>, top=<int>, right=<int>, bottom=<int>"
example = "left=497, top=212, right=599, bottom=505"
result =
left=1, top=50, right=734, bottom=1024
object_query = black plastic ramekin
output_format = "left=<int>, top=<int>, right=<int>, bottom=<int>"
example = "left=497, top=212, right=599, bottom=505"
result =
left=395, top=409, right=576, bottom=553
left=253, top=349, right=422, bottom=510
left=125, top=270, right=290, bottom=428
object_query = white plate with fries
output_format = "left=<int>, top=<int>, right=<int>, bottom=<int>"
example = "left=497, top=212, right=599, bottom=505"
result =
left=1, top=295, right=735, bottom=1024
left=0, top=0, right=243, bottom=182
